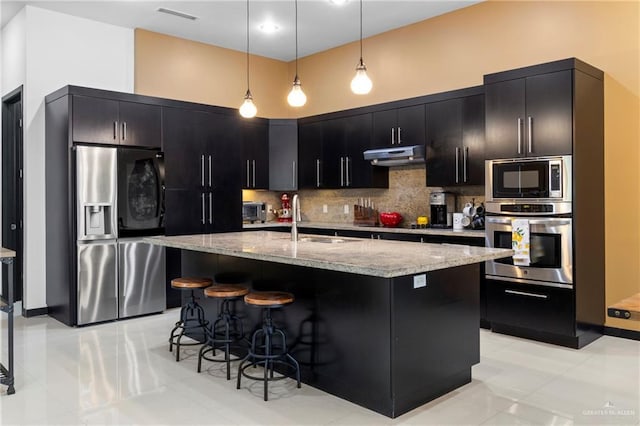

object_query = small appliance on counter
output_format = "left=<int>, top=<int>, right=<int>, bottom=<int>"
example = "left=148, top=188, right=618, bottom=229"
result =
left=242, top=201, right=267, bottom=223
left=429, top=192, right=456, bottom=228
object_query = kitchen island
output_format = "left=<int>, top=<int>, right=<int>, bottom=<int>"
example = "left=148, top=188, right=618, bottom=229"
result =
left=148, top=231, right=512, bottom=417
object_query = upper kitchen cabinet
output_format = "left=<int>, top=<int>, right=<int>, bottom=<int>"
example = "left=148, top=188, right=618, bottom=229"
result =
left=298, top=113, right=387, bottom=189
left=426, top=91, right=485, bottom=187
left=269, top=119, right=298, bottom=191
left=485, top=63, right=575, bottom=159
left=72, top=95, right=161, bottom=147
left=162, top=105, right=242, bottom=235
left=298, top=121, right=324, bottom=189
left=372, top=104, right=425, bottom=148
left=240, top=119, right=269, bottom=190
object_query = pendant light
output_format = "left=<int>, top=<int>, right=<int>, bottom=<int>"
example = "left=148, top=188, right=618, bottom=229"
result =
left=239, top=0, right=257, bottom=118
left=287, top=0, right=307, bottom=107
left=350, top=0, right=372, bottom=95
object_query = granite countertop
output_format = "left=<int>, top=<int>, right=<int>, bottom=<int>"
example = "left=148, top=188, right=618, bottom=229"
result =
left=0, top=247, right=16, bottom=259
left=243, top=221, right=485, bottom=238
left=147, top=231, right=512, bottom=278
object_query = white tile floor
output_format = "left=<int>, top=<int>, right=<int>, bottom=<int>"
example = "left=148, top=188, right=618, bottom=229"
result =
left=1, top=308, right=639, bottom=425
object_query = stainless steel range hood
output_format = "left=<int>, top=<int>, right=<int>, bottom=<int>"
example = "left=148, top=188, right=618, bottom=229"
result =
left=363, top=145, right=425, bottom=167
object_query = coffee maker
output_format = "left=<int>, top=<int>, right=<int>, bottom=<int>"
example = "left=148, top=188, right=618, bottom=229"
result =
left=429, top=192, right=456, bottom=228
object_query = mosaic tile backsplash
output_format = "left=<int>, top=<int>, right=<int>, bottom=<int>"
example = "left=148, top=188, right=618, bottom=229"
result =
left=243, top=165, right=484, bottom=227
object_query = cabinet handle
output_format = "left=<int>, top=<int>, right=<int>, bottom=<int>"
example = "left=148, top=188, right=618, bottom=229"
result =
left=455, top=147, right=460, bottom=184
left=252, top=159, right=256, bottom=188
left=463, top=147, right=468, bottom=183
left=208, top=155, right=212, bottom=187
left=122, top=122, right=127, bottom=141
left=201, top=193, right=205, bottom=225
left=316, top=159, right=321, bottom=187
left=344, top=157, right=351, bottom=186
left=246, top=159, right=250, bottom=187
left=340, top=157, right=345, bottom=187
left=517, top=118, right=522, bottom=154
left=527, top=116, right=533, bottom=153
left=505, top=289, right=548, bottom=299
left=397, top=127, right=402, bottom=144
left=391, top=128, right=395, bottom=145
left=209, top=193, right=213, bottom=225
left=292, top=161, right=296, bottom=187
left=113, top=121, right=118, bottom=140
left=201, top=155, right=205, bottom=187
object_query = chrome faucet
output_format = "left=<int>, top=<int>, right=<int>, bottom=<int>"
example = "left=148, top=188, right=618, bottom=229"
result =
left=291, top=194, right=301, bottom=241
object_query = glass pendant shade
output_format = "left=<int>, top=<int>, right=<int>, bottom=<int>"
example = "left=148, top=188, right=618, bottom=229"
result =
left=351, top=59, right=372, bottom=95
left=287, top=76, right=307, bottom=107
left=239, top=90, right=257, bottom=118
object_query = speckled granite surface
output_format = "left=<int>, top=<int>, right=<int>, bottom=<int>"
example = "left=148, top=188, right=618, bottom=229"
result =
left=243, top=221, right=486, bottom=239
left=0, top=247, right=16, bottom=258
left=146, top=231, right=512, bottom=278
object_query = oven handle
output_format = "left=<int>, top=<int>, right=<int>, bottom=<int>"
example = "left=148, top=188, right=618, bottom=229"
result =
left=486, top=216, right=571, bottom=226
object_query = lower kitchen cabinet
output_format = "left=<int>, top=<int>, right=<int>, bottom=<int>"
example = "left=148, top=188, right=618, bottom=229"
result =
left=486, top=279, right=575, bottom=337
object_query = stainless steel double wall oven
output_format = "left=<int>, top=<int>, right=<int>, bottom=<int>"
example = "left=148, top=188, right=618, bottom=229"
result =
left=484, top=155, right=573, bottom=289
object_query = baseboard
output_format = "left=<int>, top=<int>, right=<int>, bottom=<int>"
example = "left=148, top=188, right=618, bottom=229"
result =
left=23, top=307, right=48, bottom=317
left=604, top=326, right=640, bottom=341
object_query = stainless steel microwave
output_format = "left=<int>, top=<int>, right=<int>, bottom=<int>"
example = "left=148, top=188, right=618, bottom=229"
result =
left=242, top=202, right=266, bottom=223
left=485, top=156, right=572, bottom=214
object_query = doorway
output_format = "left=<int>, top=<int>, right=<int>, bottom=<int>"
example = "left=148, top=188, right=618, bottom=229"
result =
left=2, top=86, right=24, bottom=302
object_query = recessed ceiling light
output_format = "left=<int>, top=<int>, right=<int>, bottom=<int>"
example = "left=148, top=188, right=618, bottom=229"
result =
left=259, top=21, right=280, bottom=34
left=329, top=0, right=349, bottom=5
left=157, top=7, right=198, bottom=21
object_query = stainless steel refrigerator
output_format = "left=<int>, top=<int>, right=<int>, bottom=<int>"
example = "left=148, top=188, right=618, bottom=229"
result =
left=75, top=145, right=165, bottom=326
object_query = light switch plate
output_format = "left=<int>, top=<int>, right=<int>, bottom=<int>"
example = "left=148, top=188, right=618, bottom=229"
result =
left=413, top=274, right=427, bottom=289
left=343, top=204, right=349, bottom=214
left=323, top=204, right=328, bottom=213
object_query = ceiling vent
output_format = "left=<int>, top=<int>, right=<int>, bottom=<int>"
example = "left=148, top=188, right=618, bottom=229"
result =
left=157, top=7, right=198, bottom=21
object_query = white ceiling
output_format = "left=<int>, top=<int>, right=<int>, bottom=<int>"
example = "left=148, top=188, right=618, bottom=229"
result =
left=1, top=0, right=482, bottom=62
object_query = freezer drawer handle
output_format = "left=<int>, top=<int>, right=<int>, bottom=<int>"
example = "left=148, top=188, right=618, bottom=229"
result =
left=504, top=289, right=548, bottom=299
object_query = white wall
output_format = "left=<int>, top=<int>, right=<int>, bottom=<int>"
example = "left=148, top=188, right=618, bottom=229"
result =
left=1, top=8, right=27, bottom=93
left=17, top=6, right=134, bottom=310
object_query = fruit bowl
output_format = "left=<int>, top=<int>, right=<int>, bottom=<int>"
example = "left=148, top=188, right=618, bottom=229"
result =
left=379, top=212, right=403, bottom=227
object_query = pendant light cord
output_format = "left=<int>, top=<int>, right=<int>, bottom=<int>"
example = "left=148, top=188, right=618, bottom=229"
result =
left=359, top=0, right=363, bottom=61
left=246, top=0, right=250, bottom=90
left=295, top=0, right=299, bottom=76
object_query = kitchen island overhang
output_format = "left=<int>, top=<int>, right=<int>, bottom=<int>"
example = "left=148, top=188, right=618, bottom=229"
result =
left=147, top=231, right=513, bottom=418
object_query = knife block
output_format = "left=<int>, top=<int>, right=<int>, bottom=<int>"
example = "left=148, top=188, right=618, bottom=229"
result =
left=353, top=205, right=379, bottom=227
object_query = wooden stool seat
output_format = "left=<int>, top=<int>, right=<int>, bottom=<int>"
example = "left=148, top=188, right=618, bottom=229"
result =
left=171, top=277, right=212, bottom=290
left=204, top=284, right=249, bottom=299
left=244, top=291, right=294, bottom=307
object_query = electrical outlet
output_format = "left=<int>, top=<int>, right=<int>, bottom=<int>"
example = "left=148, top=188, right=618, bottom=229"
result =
left=267, top=204, right=273, bottom=212
left=323, top=204, right=328, bottom=213
left=413, top=274, right=427, bottom=289
left=343, top=204, right=349, bottom=214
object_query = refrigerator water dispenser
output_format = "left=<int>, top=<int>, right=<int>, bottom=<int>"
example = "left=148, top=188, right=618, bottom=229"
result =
left=84, top=204, right=112, bottom=236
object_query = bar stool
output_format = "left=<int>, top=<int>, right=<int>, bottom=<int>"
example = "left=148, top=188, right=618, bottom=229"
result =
left=236, top=291, right=301, bottom=401
left=169, top=277, right=212, bottom=362
left=197, top=273, right=250, bottom=380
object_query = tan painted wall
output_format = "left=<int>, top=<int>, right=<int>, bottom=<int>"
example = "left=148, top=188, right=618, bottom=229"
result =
left=134, top=29, right=292, bottom=117
left=135, top=1, right=640, bottom=331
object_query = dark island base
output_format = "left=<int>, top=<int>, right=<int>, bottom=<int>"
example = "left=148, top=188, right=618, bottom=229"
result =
left=181, top=250, right=480, bottom=418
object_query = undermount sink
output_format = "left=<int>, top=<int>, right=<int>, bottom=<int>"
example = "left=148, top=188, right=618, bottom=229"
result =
left=298, top=236, right=354, bottom=244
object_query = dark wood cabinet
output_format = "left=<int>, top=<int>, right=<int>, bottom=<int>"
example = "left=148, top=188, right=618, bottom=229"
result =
left=72, top=95, right=161, bottom=147
left=269, top=119, right=298, bottom=191
left=486, top=280, right=575, bottom=337
left=426, top=94, right=485, bottom=186
left=298, top=114, right=387, bottom=189
left=372, top=105, right=425, bottom=147
left=163, top=106, right=241, bottom=235
left=298, top=121, right=323, bottom=189
left=485, top=70, right=572, bottom=159
left=240, top=119, right=269, bottom=189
